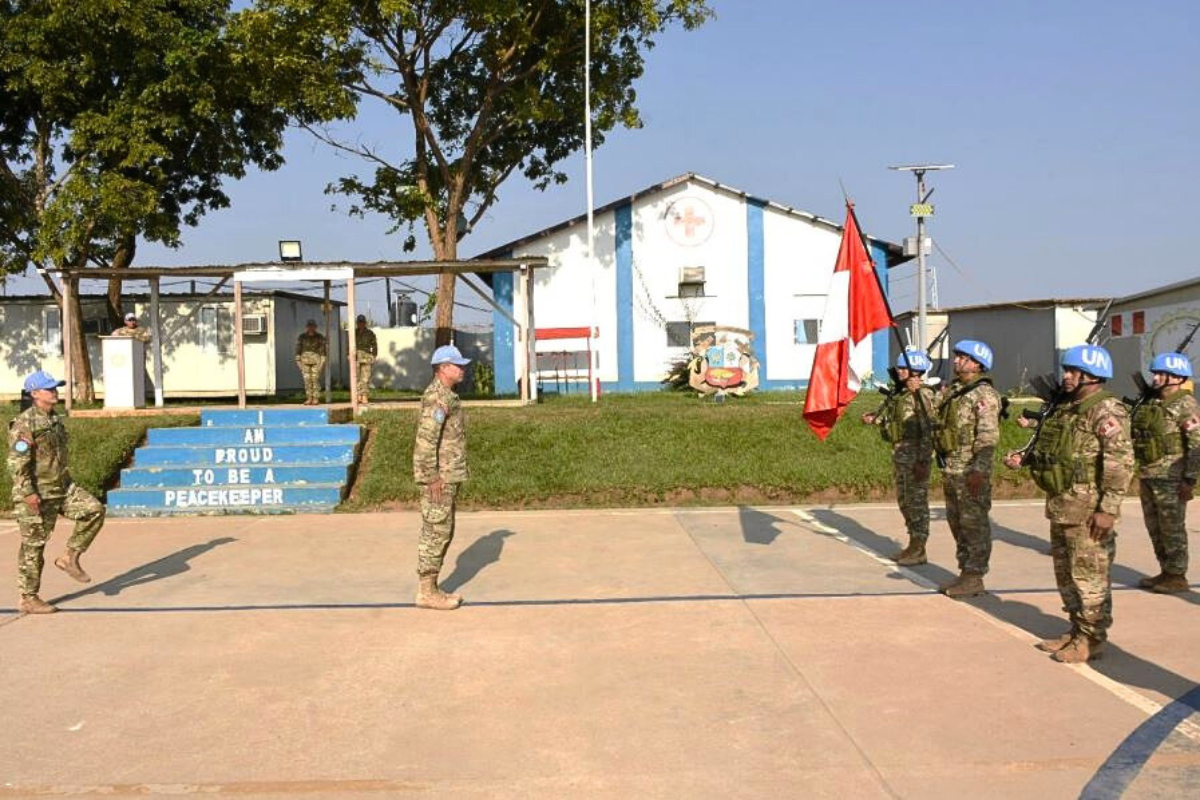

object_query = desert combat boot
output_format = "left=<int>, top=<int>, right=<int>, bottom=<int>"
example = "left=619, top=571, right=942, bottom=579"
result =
left=54, top=548, right=91, bottom=583
left=19, top=595, right=57, bottom=614
left=415, top=575, right=462, bottom=610
left=943, top=571, right=986, bottom=599
left=893, top=539, right=928, bottom=566
left=1052, top=635, right=1105, bottom=663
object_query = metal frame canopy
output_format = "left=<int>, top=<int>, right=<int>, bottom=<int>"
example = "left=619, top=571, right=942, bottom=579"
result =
left=52, top=258, right=548, bottom=414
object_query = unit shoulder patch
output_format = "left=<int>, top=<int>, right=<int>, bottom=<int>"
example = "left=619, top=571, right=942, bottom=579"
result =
left=1096, top=416, right=1121, bottom=440
left=433, top=405, right=447, bottom=424
left=11, top=438, right=31, bottom=454
left=1183, top=415, right=1200, bottom=433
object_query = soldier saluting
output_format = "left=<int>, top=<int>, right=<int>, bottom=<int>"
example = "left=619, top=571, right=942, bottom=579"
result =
left=1131, top=352, right=1200, bottom=594
left=7, top=371, right=106, bottom=615
left=862, top=350, right=936, bottom=565
left=1005, top=345, right=1133, bottom=663
left=412, top=345, right=472, bottom=610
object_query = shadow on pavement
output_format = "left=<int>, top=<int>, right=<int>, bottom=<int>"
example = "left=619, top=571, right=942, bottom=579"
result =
left=441, top=529, right=515, bottom=593
left=50, top=537, right=237, bottom=605
left=811, top=510, right=1200, bottom=702
left=807, top=509, right=957, bottom=587
left=738, top=506, right=791, bottom=546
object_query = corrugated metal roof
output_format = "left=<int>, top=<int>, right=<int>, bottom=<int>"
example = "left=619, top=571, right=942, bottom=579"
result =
left=471, top=172, right=912, bottom=267
left=895, top=297, right=1110, bottom=316
left=1111, top=275, right=1200, bottom=307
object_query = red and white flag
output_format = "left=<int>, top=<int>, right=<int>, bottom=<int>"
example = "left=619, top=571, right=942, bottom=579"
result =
left=802, top=204, right=894, bottom=440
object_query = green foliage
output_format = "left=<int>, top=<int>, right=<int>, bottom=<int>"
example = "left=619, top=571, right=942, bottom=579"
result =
left=249, top=0, right=711, bottom=262
left=0, top=405, right=197, bottom=512
left=472, top=359, right=495, bottom=397
left=345, top=392, right=1040, bottom=510
left=0, top=0, right=353, bottom=275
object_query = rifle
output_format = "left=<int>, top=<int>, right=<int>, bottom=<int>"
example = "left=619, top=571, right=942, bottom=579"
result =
left=1016, top=301, right=1112, bottom=464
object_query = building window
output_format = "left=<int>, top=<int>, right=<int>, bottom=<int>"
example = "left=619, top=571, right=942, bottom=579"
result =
left=1111, top=315, right=1123, bottom=336
left=794, top=319, right=820, bottom=345
left=1132, top=311, right=1145, bottom=335
left=197, top=305, right=232, bottom=353
left=666, top=320, right=715, bottom=347
left=42, top=307, right=62, bottom=352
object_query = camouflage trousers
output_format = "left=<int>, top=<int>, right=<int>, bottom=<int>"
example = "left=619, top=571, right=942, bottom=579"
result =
left=1139, top=477, right=1189, bottom=576
left=298, top=358, right=325, bottom=402
left=355, top=358, right=373, bottom=400
left=14, top=484, right=105, bottom=596
left=417, top=483, right=459, bottom=577
left=942, top=470, right=993, bottom=574
left=1050, top=521, right=1115, bottom=642
left=893, top=455, right=931, bottom=541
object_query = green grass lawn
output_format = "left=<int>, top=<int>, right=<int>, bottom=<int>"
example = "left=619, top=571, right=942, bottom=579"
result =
left=346, top=391, right=1041, bottom=510
left=1, top=403, right=197, bottom=513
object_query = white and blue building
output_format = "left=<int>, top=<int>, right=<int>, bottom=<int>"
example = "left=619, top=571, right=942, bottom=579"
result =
left=477, top=173, right=910, bottom=393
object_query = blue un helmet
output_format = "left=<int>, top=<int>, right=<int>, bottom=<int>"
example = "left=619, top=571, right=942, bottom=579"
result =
left=1150, top=352, right=1192, bottom=378
left=895, top=350, right=931, bottom=373
left=1061, top=344, right=1113, bottom=379
left=953, top=339, right=993, bottom=371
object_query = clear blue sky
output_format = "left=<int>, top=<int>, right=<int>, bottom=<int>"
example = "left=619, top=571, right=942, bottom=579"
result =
left=7, top=0, right=1198, bottom=321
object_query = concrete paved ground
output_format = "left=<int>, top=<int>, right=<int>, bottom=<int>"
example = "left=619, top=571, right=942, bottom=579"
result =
left=0, top=499, right=1197, bottom=798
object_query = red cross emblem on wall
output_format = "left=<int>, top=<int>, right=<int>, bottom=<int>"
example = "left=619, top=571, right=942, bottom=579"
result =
left=665, top=196, right=714, bottom=246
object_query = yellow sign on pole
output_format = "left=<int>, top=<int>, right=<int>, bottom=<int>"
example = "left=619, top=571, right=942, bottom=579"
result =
left=910, top=203, right=935, bottom=217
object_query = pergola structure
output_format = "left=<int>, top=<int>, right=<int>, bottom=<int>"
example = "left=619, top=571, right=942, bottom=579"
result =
left=52, top=258, right=548, bottom=415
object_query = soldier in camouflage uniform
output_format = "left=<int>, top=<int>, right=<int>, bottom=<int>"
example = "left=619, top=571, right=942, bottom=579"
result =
left=354, top=314, right=378, bottom=405
left=1006, top=345, right=1134, bottom=663
left=111, top=311, right=152, bottom=342
left=412, top=345, right=472, bottom=610
left=1131, top=353, right=1199, bottom=593
left=7, top=371, right=106, bottom=615
left=862, top=350, right=936, bottom=565
left=295, top=320, right=327, bottom=405
left=933, top=339, right=1002, bottom=598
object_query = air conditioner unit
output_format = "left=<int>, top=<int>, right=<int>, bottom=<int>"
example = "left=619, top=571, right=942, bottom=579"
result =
left=678, top=266, right=706, bottom=285
left=243, top=315, right=267, bottom=335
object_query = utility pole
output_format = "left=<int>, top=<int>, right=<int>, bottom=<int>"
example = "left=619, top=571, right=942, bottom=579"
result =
left=584, top=0, right=599, bottom=402
left=889, top=163, right=953, bottom=350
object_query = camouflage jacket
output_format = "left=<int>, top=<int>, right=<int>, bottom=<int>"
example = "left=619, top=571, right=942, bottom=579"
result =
left=1134, top=390, right=1200, bottom=482
left=295, top=332, right=327, bottom=359
left=873, top=387, right=935, bottom=463
left=412, top=378, right=469, bottom=484
left=934, top=377, right=1001, bottom=475
left=6, top=405, right=72, bottom=502
left=1043, top=392, right=1134, bottom=524
left=355, top=328, right=378, bottom=361
left=111, top=325, right=152, bottom=342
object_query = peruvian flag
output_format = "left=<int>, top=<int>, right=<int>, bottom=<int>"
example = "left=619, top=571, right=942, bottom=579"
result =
left=803, top=204, right=895, bottom=440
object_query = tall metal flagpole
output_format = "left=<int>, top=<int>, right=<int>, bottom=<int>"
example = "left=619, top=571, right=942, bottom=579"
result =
left=585, top=0, right=599, bottom=402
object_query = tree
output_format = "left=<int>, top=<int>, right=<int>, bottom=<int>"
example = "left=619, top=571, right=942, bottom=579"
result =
left=249, top=0, right=711, bottom=345
left=0, top=0, right=352, bottom=400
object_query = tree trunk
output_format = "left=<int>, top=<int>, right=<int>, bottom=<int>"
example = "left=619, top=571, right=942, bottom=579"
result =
left=64, top=276, right=95, bottom=404
left=105, top=234, right=137, bottom=331
left=433, top=228, right=457, bottom=347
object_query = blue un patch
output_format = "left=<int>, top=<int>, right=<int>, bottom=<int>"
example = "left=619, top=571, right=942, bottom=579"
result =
left=433, top=407, right=446, bottom=424
left=12, top=439, right=30, bottom=454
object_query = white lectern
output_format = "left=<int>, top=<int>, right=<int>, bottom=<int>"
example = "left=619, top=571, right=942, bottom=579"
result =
left=101, top=336, right=146, bottom=409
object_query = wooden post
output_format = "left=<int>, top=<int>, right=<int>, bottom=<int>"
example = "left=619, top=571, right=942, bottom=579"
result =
left=62, top=274, right=73, bottom=412
left=347, top=275, right=358, bottom=415
left=149, top=277, right=165, bottom=407
left=234, top=279, right=246, bottom=409
left=323, top=280, right=331, bottom=404
left=524, top=264, right=537, bottom=403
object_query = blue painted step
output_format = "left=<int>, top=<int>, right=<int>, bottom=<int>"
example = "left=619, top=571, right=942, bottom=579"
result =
left=107, top=484, right=344, bottom=516
left=135, top=443, right=358, bottom=467
left=148, top=425, right=361, bottom=446
left=119, top=464, right=349, bottom=488
left=201, top=408, right=332, bottom=427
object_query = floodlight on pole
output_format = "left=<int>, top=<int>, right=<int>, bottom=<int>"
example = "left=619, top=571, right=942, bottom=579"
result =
left=888, top=163, right=954, bottom=351
left=278, top=240, right=303, bottom=262
left=584, top=0, right=599, bottom=402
